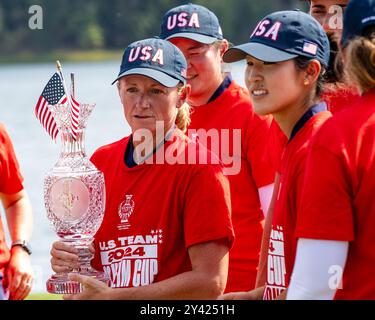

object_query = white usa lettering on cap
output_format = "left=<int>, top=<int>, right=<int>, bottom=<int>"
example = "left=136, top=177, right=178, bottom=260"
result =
left=128, top=46, right=164, bottom=65
left=251, top=20, right=282, bottom=41
left=167, top=12, right=200, bottom=30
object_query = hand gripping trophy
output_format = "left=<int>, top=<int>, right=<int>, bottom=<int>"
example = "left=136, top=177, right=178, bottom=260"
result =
left=36, top=62, right=110, bottom=294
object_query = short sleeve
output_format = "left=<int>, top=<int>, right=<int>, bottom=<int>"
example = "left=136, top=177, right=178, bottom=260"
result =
left=246, top=114, right=279, bottom=188
left=296, top=141, right=354, bottom=241
left=183, top=164, right=234, bottom=249
left=90, top=148, right=102, bottom=169
left=0, top=124, right=24, bottom=194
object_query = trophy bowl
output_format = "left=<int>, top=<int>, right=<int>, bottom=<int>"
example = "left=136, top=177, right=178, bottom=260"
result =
left=44, top=103, right=110, bottom=294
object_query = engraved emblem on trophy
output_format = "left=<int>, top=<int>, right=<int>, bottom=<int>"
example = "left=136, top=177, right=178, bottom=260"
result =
left=36, top=61, right=110, bottom=294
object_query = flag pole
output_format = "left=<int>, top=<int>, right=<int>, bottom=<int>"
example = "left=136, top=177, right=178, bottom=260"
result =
left=56, top=60, right=73, bottom=106
left=56, top=60, right=76, bottom=140
left=70, top=73, right=75, bottom=99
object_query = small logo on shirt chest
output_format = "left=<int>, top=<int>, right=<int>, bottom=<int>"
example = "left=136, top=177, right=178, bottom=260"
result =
left=118, top=195, right=135, bottom=230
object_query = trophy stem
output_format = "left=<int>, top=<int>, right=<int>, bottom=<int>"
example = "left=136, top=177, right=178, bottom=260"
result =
left=46, top=237, right=110, bottom=294
left=46, top=238, right=110, bottom=294
left=63, top=238, right=94, bottom=270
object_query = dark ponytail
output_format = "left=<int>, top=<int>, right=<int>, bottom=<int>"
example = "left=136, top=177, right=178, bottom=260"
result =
left=324, top=31, right=345, bottom=85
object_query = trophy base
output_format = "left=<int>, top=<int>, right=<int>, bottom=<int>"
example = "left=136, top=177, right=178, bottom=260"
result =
left=46, top=270, right=110, bottom=294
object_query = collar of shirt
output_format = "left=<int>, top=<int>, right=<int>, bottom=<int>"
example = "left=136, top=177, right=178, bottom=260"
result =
left=206, top=74, right=233, bottom=104
left=124, top=125, right=176, bottom=168
left=289, top=102, right=328, bottom=142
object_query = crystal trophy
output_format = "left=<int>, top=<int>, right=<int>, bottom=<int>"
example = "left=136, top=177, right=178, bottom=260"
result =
left=44, top=102, right=110, bottom=294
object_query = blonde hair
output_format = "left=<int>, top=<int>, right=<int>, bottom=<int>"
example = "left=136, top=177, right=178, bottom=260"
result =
left=175, top=84, right=191, bottom=133
left=345, top=27, right=375, bottom=92
left=213, top=39, right=227, bottom=50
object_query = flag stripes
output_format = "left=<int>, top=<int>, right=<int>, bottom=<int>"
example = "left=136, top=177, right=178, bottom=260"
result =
left=35, top=72, right=80, bottom=141
left=34, top=89, right=66, bottom=141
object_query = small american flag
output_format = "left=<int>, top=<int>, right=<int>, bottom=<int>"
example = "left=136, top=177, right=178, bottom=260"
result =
left=35, top=73, right=66, bottom=140
left=303, top=41, right=318, bottom=56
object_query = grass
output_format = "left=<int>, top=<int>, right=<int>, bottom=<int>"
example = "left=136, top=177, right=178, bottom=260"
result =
left=26, top=293, right=63, bottom=300
left=0, top=49, right=123, bottom=64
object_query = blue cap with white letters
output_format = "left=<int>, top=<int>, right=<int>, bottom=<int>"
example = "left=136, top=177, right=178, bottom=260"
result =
left=223, top=10, right=330, bottom=66
left=160, top=3, right=223, bottom=44
left=112, top=38, right=187, bottom=87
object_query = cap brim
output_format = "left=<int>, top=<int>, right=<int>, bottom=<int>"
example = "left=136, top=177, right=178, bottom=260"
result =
left=223, top=42, right=298, bottom=63
left=111, top=68, right=181, bottom=87
left=165, top=32, right=218, bottom=44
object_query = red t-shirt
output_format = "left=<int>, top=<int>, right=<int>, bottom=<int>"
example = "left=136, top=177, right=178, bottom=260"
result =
left=322, top=85, right=360, bottom=115
left=263, top=111, right=332, bottom=300
left=265, top=85, right=359, bottom=175
left=0, top=123, right=24, bottom=274
left=187, top=80, right=277, bottom=292
left=90, top=129, right=234, bottom=288
left=296, top=89, right=375, bottom=299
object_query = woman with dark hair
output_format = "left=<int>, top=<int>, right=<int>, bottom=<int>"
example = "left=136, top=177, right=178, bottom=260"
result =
left=221, top=9, right=332, bottom=300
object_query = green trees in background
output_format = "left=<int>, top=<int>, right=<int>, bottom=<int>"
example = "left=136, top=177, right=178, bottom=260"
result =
left=0, top=0, right=307, bottom=54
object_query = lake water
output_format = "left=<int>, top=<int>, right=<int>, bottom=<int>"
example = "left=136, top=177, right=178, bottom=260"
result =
left=0, top=60, right=246, bottom=293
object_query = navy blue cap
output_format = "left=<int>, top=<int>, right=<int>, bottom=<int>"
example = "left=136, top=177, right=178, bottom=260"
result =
left=112, top=38, right=187, bottom=87
left=160, top=3, right=223, bottom=44
left=342, top=0, right=375, bottom=47
left=223, top=10, right=330, bottom=66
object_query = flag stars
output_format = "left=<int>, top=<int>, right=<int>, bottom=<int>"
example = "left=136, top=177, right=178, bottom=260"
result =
left=41, top=73, right=65, bottom=105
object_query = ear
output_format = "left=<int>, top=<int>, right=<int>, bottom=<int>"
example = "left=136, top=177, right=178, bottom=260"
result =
left=303, top=59, right=321, bottom=86
left=176, top=84, right=191, bottom=108
left=219, top=39, right=229, bottom=59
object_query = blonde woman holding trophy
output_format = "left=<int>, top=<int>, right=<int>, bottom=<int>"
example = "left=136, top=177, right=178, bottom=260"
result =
left=50, top=38, right=234, bottom=300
